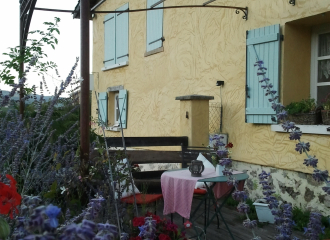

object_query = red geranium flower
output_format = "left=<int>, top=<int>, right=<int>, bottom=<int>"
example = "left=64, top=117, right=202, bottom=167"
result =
left=132, top=216, right=145, bottom=227
left=165, top=222, right=178, bottom=232
left=184, top=220, right=192, bottom=229
left=225, top=142, right=233, bottom=148
left=159, top=234, right=171, bottom=240
left=0, top=175, right=22, bottom=219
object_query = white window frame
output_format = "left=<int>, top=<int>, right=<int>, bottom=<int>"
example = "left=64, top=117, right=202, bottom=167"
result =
left=310, top=24, right=330, bottom=102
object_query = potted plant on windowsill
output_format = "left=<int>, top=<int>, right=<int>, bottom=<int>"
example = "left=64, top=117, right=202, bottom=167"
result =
left=321, top=93, right=330, bottom=125
left=285, top=98, right=322, bottom=125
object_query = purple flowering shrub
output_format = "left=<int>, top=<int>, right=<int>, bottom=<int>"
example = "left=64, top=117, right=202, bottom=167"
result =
left=254, top=60, right=327, bottom=239
left=211, top=135, right=261, bottom=239
left=0, top=56, right=134, bottom=239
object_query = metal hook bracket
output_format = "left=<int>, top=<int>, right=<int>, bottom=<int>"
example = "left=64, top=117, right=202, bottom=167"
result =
left=235, top=7, right=248, bottom=20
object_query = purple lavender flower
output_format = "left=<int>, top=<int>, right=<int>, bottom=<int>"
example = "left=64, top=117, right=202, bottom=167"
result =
left=277, top=110, right=287, bottom=121
left=242, top=219, right=257, bottom=229
left=303, top=156, right=318, bottom=168
left=312, top=169, right=328, bottom=182
left=295, top=142, right=310, bottom=154
left=222, top=169, right=233, bottom=176
left=304, top=212, right=325, bottom=240
left=45, top=204, right=61, bottom=228
left=289, top=131, right=302, bottom=140
left=138, top=217, right=156, bottom=239
left=323, top=186, right=330, bottom=194
left=281, top=121, right=296, bottom=131
left=237, top=203, right=250, bottom=214
left=216, top=149, right=228, bottom=158
left=219, top=158, right=232, bottom=166
left=232, top=190, right=248, bottom=201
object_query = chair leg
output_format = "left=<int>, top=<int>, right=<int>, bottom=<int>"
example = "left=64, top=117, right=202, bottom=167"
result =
left=204, top=198, right=207, bottom=233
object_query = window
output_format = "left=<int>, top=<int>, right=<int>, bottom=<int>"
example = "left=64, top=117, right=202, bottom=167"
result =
left=145, top=0, right=164, bottom=55
left=311, top=25, right=330, bottom=104
left=98, top=87, right=128, bottom=130
left=103, top=3, right=129, bottom=70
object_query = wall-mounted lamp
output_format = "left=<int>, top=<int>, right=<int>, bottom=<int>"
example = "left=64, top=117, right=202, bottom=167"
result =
left=216, top=80, right=224, bottom=86
left=186, top=111, right=189, bottom=119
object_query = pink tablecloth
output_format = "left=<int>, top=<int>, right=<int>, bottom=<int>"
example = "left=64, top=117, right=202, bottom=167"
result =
left=161, top=169, right=244, bottom=219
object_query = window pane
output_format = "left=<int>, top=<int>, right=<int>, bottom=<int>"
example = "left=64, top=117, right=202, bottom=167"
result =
left=317, top=85, right=330, bottom=104
left=318, top=59, right=330, bottom=82
left=319, top=32, right=330, bottom=57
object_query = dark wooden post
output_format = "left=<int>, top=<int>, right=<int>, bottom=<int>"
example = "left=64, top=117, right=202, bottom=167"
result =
left=19, top=0, right=24, bottom=116
left=80, top=0, right=90, bottom=165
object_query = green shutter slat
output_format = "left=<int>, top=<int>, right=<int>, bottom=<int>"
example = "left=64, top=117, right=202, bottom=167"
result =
left=104, top=13, right=116, bottom=68
left=98, top=92, right=108, bottom=125
left=147, top=0, right=164, bottom=52
left=118, top=89, right=128, bottom=128
left=245, top=24, right=281, bottom=124
left=115, top=3, right=129, bottom=63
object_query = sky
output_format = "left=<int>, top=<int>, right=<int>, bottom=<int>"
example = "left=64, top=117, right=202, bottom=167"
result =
left=0, top=0, right=93, bottom=96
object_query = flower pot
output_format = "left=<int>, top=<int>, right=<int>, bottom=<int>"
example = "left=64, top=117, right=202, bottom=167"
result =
left=253, top=199, right=275, bottom=224
left=287, top=111, right=322, bottom=125
left=322, top=110, right=330, bottom=125
left=216, top=164, right=225, bottom=176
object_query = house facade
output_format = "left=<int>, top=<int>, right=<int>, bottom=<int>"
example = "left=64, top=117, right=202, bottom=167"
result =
left=91, top=0, right=330, bottom=213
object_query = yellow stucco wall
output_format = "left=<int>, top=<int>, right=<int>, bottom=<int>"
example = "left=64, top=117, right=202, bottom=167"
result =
left=92, top=0, right=330, bottom=174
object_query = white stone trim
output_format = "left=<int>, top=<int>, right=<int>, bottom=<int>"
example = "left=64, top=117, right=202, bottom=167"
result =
left=271, top=124, right=330, bottom=135
left=102, top=61, right=129, bottom=71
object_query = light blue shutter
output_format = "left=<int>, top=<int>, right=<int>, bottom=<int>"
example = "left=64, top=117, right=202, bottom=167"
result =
left=246, top=24, right=281, bottom=124
left=104, top=13, right=116, bottom=68
left=118, top=89, right=127, bottom=128
left=146, top=0, right=164, bottom=52
left=98, top=92, right=108, bottom=125
left=115, top=3, right=129, bottom=64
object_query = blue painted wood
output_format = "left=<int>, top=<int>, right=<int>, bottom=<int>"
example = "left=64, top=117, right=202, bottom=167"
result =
left=246, top=24, right=281, bottom=124
left=98, top=92, right=108, bottom=125
left=118, top=89, right=127, bottom=128
left=104, top=13, right=116, bottom=68
left=147, top=0, right=164, bottom=52
left=115, top=3, right=129, bottom=63
left=246, top=33, right=279, bottom=45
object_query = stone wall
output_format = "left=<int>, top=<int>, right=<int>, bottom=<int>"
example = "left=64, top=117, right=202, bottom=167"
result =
left=232, top=160, right=330, bottom=216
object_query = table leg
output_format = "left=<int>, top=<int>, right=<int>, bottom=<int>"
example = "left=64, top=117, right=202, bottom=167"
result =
left=204, top=183, right=236, bottom=240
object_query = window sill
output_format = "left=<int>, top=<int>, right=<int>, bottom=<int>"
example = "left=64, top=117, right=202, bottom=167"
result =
left=144, top=47, right=164, bottom=57
left=271, top=124, right=330, bottom=135
left=105, top=126, right=121, bottom=132
left=102, top=61, right=129, bottom=71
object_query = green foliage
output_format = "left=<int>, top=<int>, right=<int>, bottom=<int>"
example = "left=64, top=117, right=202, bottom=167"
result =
left=321, top=92, right=330, bottom=110
left=0, top=217, right=10, bottom=240
left=0, top=17, right=60, bottom=86
left=285, top=98, right=316, bottom=115
left=292, top=206, right=311, bottom=231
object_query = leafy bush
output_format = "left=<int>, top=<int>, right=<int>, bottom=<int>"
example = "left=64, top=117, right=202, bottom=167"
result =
left=285, top=98, right=316, bottom=115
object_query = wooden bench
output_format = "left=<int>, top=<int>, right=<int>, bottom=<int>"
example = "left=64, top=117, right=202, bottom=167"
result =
left=105, top=136, right=215, bottom=193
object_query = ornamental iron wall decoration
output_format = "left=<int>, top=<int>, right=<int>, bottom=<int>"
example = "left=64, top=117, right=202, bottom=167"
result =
left=289, top=0, right=295, bottom=6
